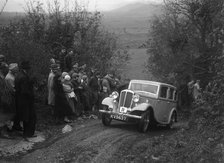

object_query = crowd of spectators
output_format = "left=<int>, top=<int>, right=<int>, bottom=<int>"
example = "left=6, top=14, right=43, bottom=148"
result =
left=0, top=50, right=130, bottom=138
left=47, top=50, right=124, bottom=123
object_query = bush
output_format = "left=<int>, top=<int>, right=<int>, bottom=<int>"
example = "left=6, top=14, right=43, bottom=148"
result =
left=0, top=1, right=129, bottom=102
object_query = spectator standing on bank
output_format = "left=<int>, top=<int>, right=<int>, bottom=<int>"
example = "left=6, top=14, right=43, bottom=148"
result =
left=64, top=50, right=76, bottom=72
left=71, top=72, right=84, bottom=116
left=47, top=63, right=60, bottom=115
left=62, top=74, right=76, bottom=115
left=5, top=63, right=19, bottom=93
left=53, top=71, right=74, bottom=123
left=71, top=72, right=80, bottom=90
left=59, top=49, right=66, bottom=71
left=88, top=69, right=100, bottom=111
left=5, top=63, right=19, bottom=130
left=193, top=80, right=201, bottom=100
left=15, top=61, right=36, bottom=138
left=69, top=63, right=79, bottom=77
left=187, top=79, right=195, bottom=104
left=79, top=74, right=91, bottom=113
left=102, top=73, right=116, bottom=97
left=78, top=64, right=87, bottom=82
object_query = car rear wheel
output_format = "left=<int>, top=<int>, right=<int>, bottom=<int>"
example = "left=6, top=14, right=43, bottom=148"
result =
left=167, top=111, right=177, bottom=129
left=138, top=111, right=150, bottom=133
left=101, top=106, right=112, bottom=126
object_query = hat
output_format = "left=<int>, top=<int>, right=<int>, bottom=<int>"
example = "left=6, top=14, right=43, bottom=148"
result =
left=9, top=63, right=18, bottom=71
left=64, top=75, right=71, bottom=81
left=62, top=72, right=69, bottom=78
left=50, top=63, right=60, bottom=70
left=20, top=61, right=31, bottom=70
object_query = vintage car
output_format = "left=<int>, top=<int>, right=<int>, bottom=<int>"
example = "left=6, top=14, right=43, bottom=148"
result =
left=99, top=80, right=178, bottom=132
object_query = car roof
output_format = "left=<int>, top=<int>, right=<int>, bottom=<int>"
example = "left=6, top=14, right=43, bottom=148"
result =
left=130, top=80, right=176, bottom=89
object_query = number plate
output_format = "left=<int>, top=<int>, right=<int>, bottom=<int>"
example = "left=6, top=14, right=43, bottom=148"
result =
left=110, top=114, right=127, bottom=121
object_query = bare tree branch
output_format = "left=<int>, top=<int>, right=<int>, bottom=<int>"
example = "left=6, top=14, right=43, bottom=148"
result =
left=0, top=0, right=8, bottom=15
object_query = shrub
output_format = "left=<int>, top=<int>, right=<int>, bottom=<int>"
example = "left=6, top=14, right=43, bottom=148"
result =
left=0, top=1, right=129, bottom=102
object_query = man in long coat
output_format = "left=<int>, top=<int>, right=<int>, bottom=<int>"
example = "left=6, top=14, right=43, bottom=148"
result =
left=47, top=63, right=60, bottom=115
left=88, top=70, right=100, bottom=111
left=15, top=61, right=36, bottom=138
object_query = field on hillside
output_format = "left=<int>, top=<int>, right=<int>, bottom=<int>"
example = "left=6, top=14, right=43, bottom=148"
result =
left=117, top=33, right=148, bottom=48
left=121, top=48, right=153, bottom=80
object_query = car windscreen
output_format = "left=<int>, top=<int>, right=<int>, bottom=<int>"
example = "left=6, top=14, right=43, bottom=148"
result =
left=130, top=83, right=158, bottom=94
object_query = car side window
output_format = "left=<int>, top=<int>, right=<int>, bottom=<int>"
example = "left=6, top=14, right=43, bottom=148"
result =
left=168, top=88, right=174, bottom=100
left=160, top=86, right=168, bottom=98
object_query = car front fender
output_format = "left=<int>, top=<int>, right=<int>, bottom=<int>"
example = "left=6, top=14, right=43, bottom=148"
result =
left=131, top=103, right=152, bottom=112
left=101, top=97, right=118, bottom=110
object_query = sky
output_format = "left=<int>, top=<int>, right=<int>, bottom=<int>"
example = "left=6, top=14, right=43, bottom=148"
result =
left=0, top=0, right=163, bottom=12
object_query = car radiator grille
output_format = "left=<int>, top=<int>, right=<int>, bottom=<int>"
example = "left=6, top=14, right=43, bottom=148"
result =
left=119, top=91, right=133, bottom=108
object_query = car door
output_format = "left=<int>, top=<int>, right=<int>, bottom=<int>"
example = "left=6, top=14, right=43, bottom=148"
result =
left=155, top=85, right=169, bottom=123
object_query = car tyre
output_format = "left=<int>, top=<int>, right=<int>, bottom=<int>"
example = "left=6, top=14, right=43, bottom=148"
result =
left=138, top=111, right=150, bottom=133
left=102, top=113, right=112, bottom=126
left=167, top=111, right=177, bottom=129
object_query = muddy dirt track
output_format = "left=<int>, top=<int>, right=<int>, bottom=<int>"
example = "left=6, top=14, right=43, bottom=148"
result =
left=8, top=119, right=178, bottom=163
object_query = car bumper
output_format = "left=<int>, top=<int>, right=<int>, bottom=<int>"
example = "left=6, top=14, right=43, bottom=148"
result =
left=99, top=110, right=142, bottom=119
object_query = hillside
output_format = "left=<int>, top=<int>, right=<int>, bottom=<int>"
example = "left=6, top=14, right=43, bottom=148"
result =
left=101, top=3, right=163, bottom=48
left=102, top=3, right=163, bottom=34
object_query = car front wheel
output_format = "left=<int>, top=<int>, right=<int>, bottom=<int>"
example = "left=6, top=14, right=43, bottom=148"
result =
left=138, top=111, right=150, bottom=133
left=102, top=113, right=112, bottom=126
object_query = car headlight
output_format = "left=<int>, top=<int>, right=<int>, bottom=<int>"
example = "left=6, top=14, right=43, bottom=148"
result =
left=111, top=91, right=119, bottom=99
left=133, top=94, right=140, bottom=103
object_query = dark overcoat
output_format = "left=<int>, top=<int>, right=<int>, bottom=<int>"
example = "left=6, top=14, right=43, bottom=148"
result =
left=88, top=76, right=99, bottom=106
left=15, top=70, right=35, bottom=122
left=53, top=74, right=74, bottom=118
